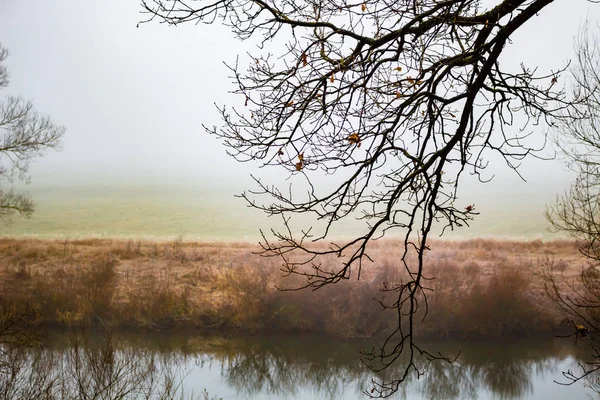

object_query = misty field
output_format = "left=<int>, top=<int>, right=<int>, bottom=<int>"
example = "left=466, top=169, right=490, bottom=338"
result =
left=0, top=237, right=586, bottom=339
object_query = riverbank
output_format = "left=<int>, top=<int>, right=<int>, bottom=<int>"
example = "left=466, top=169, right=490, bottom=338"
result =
left=0, top=237, right=584, bottom=339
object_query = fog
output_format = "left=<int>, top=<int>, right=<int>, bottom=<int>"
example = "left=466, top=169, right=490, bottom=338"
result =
left=0, top=0, right=252, bottom=188
left=0, top=0, right=598, bottom=238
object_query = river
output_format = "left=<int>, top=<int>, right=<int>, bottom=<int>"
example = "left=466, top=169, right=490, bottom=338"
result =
left=28, top=332, right=593, bottom=400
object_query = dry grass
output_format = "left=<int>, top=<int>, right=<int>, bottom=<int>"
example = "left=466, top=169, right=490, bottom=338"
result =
left=0, top=237, right=585, bottom=338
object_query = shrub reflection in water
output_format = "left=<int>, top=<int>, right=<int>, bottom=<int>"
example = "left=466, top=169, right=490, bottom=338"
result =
left=0, top=327, right=218, bottom=400
left=0, top=327, right=592, bottom=399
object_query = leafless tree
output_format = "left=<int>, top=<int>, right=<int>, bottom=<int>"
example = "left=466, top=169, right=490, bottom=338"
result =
left=545, top=26, right=600, bottom=392
left=0, top=43, right=64, bottom=221
left=546, top=28, right=600, bottom=262
left=140, top=0, right=587, bottom=396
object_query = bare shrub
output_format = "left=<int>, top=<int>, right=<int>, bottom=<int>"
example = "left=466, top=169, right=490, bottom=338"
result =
left=13, top=262, right=31, bottom=281
left=0, top=238, right=575, bottom=338
left=423, top=261, right=554, bottom=338
left=81, top=257, right=118, bottom=323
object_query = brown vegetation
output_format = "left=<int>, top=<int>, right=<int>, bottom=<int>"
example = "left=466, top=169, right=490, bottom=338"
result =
left=0, top=237, right=584, bottom=339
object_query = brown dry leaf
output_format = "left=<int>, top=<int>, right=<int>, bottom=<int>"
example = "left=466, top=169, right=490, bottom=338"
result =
left=347, top=133, right=361, bottom=147
left=361, top=3, right=366, bottom=12
left=407, top=76, right=414, bottom=85
left=394, top=66, right=403, bottom=72
left=285, top=101, right=294, bottom=107
left=277, top=148, right=284, bottom=156
left=329, top=74, right=335, bottom=83
left=298, top=152, right=304, bottom=161
left=395, top=91, right=402, bottom=98
left=295, top=161, right=303, bottom=171
left=301, top=52, right=308, bottom=67
left=245, top=96, right=250, bottom=106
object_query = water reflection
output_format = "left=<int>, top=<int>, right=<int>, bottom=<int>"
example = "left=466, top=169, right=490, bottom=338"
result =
left=211, top=337, right=571, bottom=399
left=220, top=338, right=365, bottom=398
left=44, top=333, right=591, bottom=400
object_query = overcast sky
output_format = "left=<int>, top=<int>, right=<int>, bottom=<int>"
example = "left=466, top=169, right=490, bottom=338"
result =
left=0, top=0, right=598, bottom=197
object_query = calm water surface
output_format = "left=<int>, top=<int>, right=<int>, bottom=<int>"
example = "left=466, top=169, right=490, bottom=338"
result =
left=45, top=333, right=594, bottom=400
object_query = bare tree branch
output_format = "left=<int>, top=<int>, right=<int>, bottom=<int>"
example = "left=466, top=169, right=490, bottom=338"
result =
left=141, top=1, right=583, bottom=396
left=0, top=43, right=64, bottom=221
